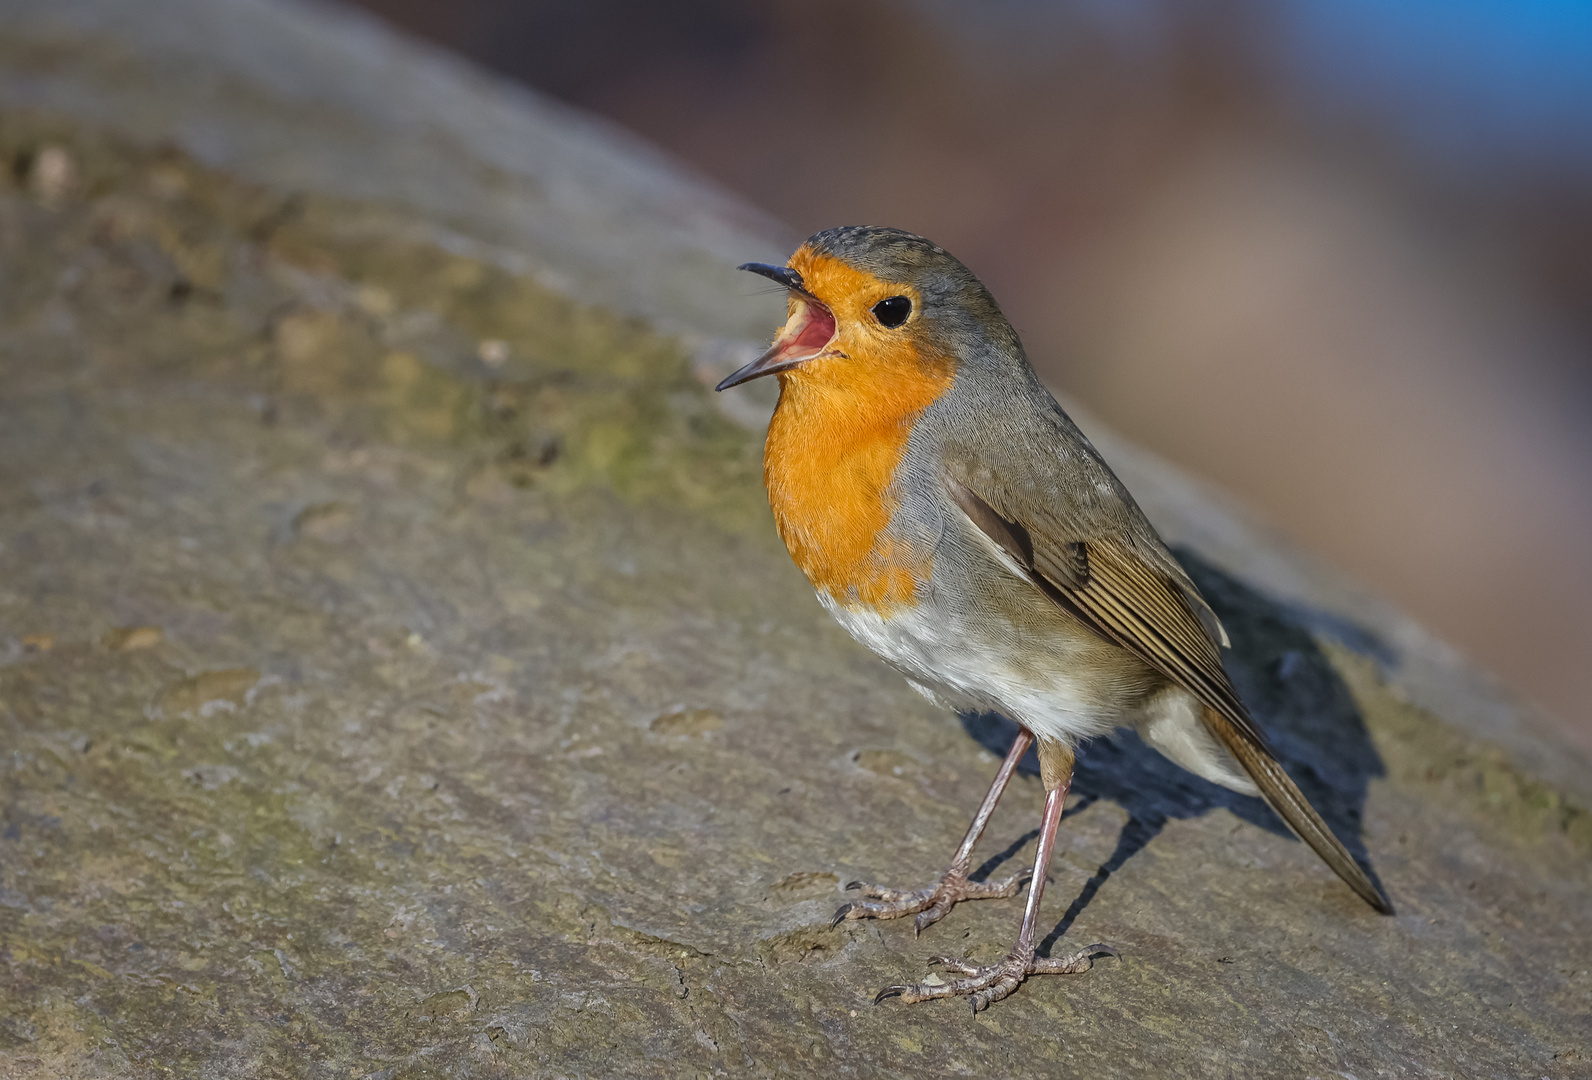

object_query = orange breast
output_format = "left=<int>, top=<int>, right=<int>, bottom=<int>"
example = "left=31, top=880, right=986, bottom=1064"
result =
left=763, top=349, right=954, bottom=613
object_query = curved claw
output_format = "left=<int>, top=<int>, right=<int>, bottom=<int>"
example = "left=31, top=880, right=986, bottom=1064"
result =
left=838, top=869, right=1028, bottom=936
left=1031, top=943, right=1115, bottom=976
left=872, top=942, right=1105, bottom=1010
left=971, top=983, right=1009, bottom=1012
left=912, top=900, right=949, bottom=937
left=926, top=954, right=979, bottom=975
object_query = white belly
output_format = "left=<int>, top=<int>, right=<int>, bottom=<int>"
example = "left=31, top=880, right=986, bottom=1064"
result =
left=817, top=592, right=1120, bottom=744
left=819, top=590, right=1259, bottom=794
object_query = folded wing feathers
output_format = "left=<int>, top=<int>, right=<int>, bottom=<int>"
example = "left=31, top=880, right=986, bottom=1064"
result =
left=1065, top=540, right=1271, bottom=750
left=947, top=473, right=1393, bottom=913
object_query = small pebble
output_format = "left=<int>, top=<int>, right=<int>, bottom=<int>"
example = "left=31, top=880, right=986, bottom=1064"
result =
left=354, top=284, right=396, bottom=318
left=29, top=145, right=77, bottom=206
left=106, top=625, right=163, bottom=651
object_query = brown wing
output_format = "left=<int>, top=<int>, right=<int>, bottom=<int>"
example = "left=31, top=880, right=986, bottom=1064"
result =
left=946, top=475, right=1393, bottom=914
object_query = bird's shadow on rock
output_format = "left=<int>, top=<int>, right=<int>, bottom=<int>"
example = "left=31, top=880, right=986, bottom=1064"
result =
left=958, top=548, right=1391, bottom=952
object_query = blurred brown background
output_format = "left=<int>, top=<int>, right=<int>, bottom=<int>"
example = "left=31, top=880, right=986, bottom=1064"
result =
left=344, top=0, right=1592, bottom=744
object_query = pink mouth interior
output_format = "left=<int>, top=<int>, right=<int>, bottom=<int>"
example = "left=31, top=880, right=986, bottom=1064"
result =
left=776, top=299, right=836, bottom=362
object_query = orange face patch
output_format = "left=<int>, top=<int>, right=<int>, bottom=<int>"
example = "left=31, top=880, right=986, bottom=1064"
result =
left=761, top=249, right=956, bottom=613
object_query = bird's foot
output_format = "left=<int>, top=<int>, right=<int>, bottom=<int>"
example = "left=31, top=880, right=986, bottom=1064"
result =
left=874, top=944, right=1116, bottom=1012
left=831, top=866, right=1029, bottom=935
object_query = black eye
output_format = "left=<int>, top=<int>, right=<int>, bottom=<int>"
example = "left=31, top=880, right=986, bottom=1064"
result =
left=871, top=295, right=912, bottom=328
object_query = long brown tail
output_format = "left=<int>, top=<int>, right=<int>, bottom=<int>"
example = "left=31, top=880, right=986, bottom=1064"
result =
left=1204, top=706, right=1394, bottom=914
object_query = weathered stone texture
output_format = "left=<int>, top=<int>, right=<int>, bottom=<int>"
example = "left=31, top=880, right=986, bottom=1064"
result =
left=0, top=3, right=1587, bottom=1078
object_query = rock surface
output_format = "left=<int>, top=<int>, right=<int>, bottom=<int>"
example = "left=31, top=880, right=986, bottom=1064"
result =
left=0, top=2, right=1588, bottom=1077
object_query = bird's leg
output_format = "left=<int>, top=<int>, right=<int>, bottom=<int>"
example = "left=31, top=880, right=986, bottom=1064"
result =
left=833, top=728, right=1034, bottom=935
left=875, top=739, right=1115, bottom=1011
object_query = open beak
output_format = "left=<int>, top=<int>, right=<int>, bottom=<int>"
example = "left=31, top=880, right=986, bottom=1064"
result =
left=716, top=263, right=838, bottom=391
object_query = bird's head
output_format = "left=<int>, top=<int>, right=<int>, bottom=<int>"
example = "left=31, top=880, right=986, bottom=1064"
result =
left=715, top=226, right=1013, bottom=393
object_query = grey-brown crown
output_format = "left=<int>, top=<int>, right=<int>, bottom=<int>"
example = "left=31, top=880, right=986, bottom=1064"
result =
left=804, top=225, right=1017, bottom=358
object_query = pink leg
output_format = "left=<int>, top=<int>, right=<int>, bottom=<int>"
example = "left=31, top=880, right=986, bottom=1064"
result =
left=875, top=740, right=1116, bottom=1010
left=834, top=729, right=1034, bottom=935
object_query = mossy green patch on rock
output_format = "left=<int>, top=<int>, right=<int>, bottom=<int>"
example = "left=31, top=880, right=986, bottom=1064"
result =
left=0, top=109, right=1588, bottom=1079
left=1328, top=643, right=1592, bottom=856
left=0, top=110, right=764, bottom=529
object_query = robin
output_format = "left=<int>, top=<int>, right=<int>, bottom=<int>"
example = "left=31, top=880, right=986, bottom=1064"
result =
left=716, top=225, right=1393, bottom=1011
